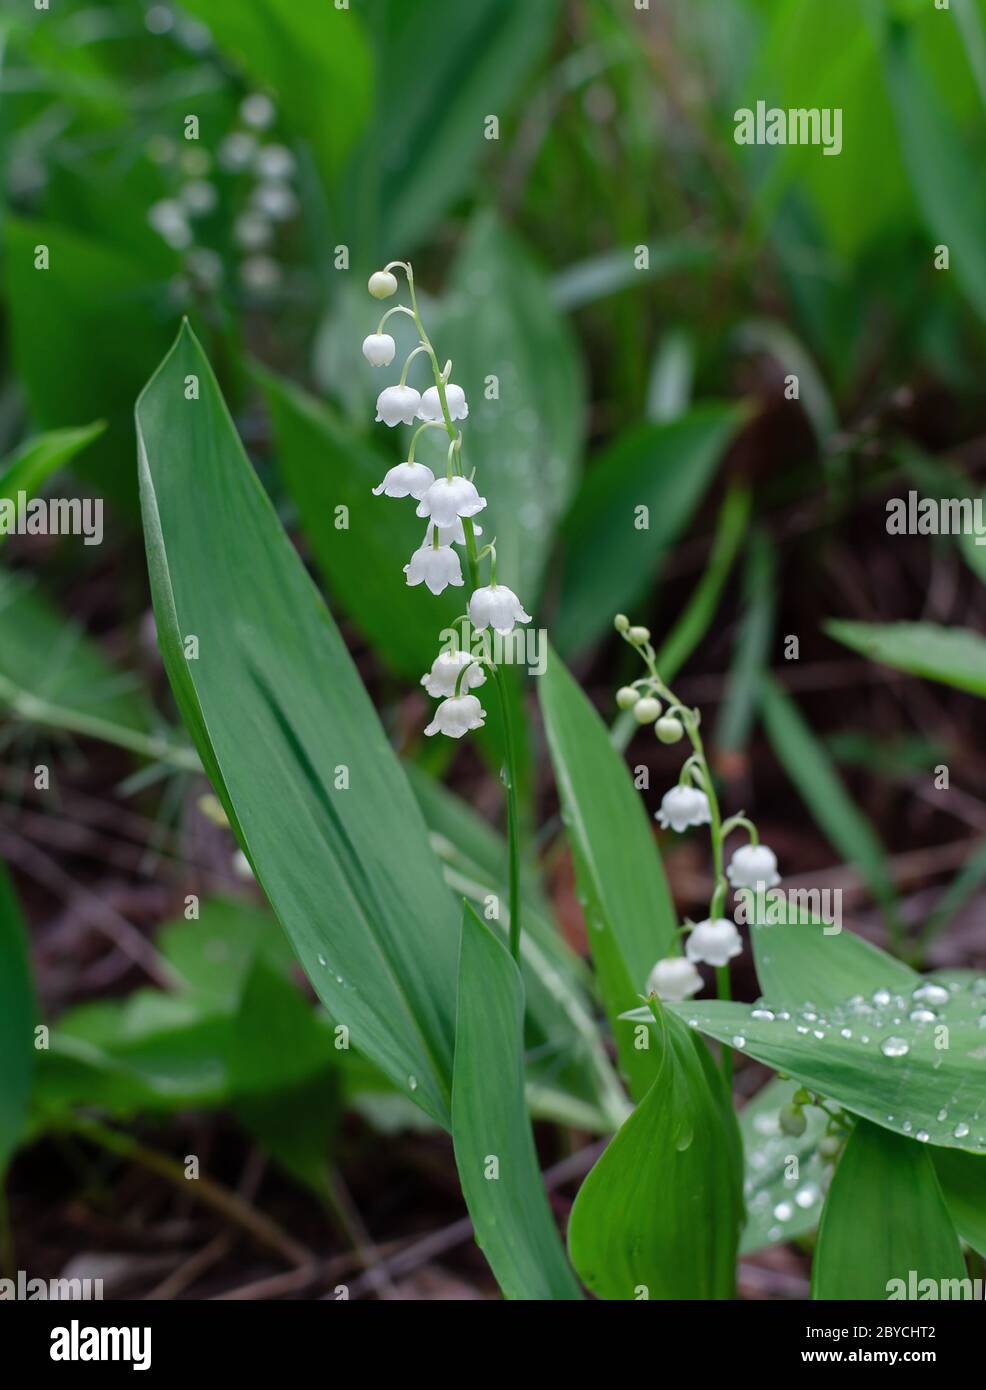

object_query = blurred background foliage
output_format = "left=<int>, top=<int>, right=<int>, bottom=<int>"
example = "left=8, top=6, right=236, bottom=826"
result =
left=1, top=0, right=985, bottom=1297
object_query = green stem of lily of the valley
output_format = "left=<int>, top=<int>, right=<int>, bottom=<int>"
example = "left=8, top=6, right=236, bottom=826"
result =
left=400, top=261, right=522, bottom=961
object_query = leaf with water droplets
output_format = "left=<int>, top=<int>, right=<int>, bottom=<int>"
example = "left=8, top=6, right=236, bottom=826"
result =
left=739, top=1077, right=829, bottom=1254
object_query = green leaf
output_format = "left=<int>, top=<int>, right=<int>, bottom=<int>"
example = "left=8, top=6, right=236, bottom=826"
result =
left=650, top=972, right=986, bottom=1153
left=716, top=531, right=776, bottom=753
left=158, top=897, right=297, bottom=1013
left=346, top=1, right=559, bottom=256
left=826, top=619, right=986, bottom=699
left=739, top=1077, right=828, bottom=1254
left=932, top=1148, right=986, bottom=1257
left=451, top=904, right=583, bottom=1301
left=3, top=218, right=178, bottom=504
left=0, top=421, right=105, bottom=519
left=136, top=321, right=459, bottom=1127
left=554, top=405, right=745, bottom=655
left=229, top=959, right=339, bottom=1197
left=568, top=1008, right=742, bottom=1300
left=179, top=0, right=372, bottom=189
left=0, top=861, right=35, bottom=1170
left=540, top=646, right=676, bottom=1100
left=812, top=1120, right=965, bottom=1299
left=759, top=675, right=899, bottom=920
left=417, top=213, right=584, bottom=603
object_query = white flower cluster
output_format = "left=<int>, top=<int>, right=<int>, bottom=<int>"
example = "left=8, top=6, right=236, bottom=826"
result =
left=364, top=262, right=532, bottom=738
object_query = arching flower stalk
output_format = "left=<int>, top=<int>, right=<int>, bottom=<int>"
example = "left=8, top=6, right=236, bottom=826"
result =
left=365, top=260, right=531, bottom=961
left=613, top=615, right=782, bottom=1082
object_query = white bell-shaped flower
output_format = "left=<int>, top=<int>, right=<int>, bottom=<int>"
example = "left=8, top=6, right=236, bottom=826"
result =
left=468, top=584, right=532, bottom=635
left=423, top=518, right=482, bottom=547
left=727, top=843, right=780, bottom=890
left=647, top=956, right=703, bottom=1002
left=404, top=543, right=463, bottom=597
left=417, top=383, right=469, bottom=422
left=420, top=650, right=486, bottom=699
left=375, top=384, right=421, bottom=427
left=655, top=785, right=711, bottom=833
left=416, top=476, right=487, bottom=527
left=685, top=917, right=743, bottom=968
left=362, top=333, right=396, bottom=367
left=371, top=461, right=434, bottom=500
left=368, top=269, right=398, bottom=298
left=424, top=693, right=486, bottom=739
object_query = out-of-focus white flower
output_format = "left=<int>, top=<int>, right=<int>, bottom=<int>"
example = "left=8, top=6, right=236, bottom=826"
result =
left=424, top=694, right=486, bottom=739
left=368, top=269, right=398, bottom=299
left=656, top=785, right=711, bottom=833
left=727, top=843, right=780, bottom=890
left=219, top=131, right=257, bottom=171
left=371, top=461, right=434, bottom=500
left=252, top=181, right=297, bottom=221
left=148, top=199, right=191, bottom=249
left=375, top=385, right=421, bottom=427
left=240, top=255, right=281, bottom=293
left=186, top=248, right=223, bottom=290
left=685, top=918, right=743, bottom=968
left=255, top=143, right=295, bottom=181
left=420, top=650, right=486, bottom=699
left=416, top=476, right=486, bottom=526
left=417, top=384, right=469, bottom=422
left=647, top=956, right=703, bottom=1002
left=241, top=92, right=276, bottom=129
left=234, top=211, right=272, bottom=251
left=180, top=180, right=217, bottom=216
left=362, top=333, right=396, bottom=367
left=404, top=543, right=463, bottom=596
left=468, top=584, right=532, bottom=635
left=423, top=518, right=482, bottom=547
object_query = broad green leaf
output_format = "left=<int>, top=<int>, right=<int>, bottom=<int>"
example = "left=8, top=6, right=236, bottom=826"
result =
left=812, top=1120, right=965, bottom=1299
left=0, top=566, right=192, bottom=764
left=136, top=322, right=459, bottom=1127
left=739, top=1077, right=828, bottom=1254
left=552, top=242, right=713, bottom=313
left=568, top=1008, right=742, bottom=1300
left=0, top=861, right=35, bottom=1169
left=715, top=531, right=776, bottom=753
left=649, top=972, right=986, bottom=1152
left=157, top=897, right=296, bottom=1013
left=3, top=218, right=178, bottom=504
left=346, top=0, right=559, bottom=257
left=826, top=619, right=986, bottom=699
left=882, top=17, right=986, bottom=321
left=451, top=904, right=583, bottom=1301
left=416, top=213, right=584, bottom=603
left=179, top=0, right=371, bottom=189
left=0, top=421, right=105, bottom=522
left=230, top=959, right=339, bottom=1198
left=759, top=676, right=899, bottom=921
left=540, top=646, right=676, bottom=1100
left=932, top=1148, right=986, bottom=1256
left=554, top=405, right=745, bottom=655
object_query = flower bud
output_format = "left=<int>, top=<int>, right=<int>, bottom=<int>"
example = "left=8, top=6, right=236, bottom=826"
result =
left=633, top=696, right=662, bottom=724
left=615, top=686, right=639, bottom=710
left=368, top=269, right=398, bottom=298
left=614, top=613, right=629, bottom=633
left=779, top=1103, right=807, bottom=1137
left=793, top=1086, right=812, bottom=1106
left=819, top=1135, right=843, bottom=1160
left=628, top=624, right=650, bottom=644
left=655, top=716, right=684, bottom=744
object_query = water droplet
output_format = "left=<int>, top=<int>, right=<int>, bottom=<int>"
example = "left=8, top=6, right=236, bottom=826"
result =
left=912, top=982, right=949, bottom=1007
left=881, top=1036, right=910, bottom=1057
left=317, top=954, right=327, bottom=967
left=773, top=1201, right=794, bottom=1222
left=407, top=1075, right=418, bottom=1091
left=902, top=1121, right=913, bottom=1134
left=795, top=1183, right=820, bottom=1209
left=873, top=988, right=892, bottom=1007
left=732, top=1035, right=746, bottom=1049
left=954, top=1122, right=970, bottom=1139
left=751, top=1008, right=775, bottom=1021
left=909, top=1008, right=937, bottom=1023
left=840, top=1027, right=853, bottom=1039
left=937, top=1107, right=948, bottom=1122
left=916, top=1130, right=930, bottom=1143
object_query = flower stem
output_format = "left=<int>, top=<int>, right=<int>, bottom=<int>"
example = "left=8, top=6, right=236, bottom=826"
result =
left=491, top=663, right=523, bottom=963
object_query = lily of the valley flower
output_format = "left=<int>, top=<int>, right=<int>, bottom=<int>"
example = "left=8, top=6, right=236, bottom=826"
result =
left=468, top=584, right=531, bottom=635
left=416, top=476, right=487, bottom=527
left=362, top=333, right=396, bottom=366
left=727, top=843, right=781, bottom=890
left=424, top=693, right=486, bottom=739
left=375, top=384, right=421, bottom=426
left=417, top=383, right=469, bottom=422
left=404, top=543, right=463, bottom=596
left=372, top=461, right=435, bottom=499
left=420, top=649, right=486, bottom=699
left=685, top=917, right=743, bottom=968
left=647, top=956, right=703, bottom=1002
left=368, top=269, right=398, bottom=298
left=423, top=518, right=483, bottom=547
left=656, top=784, right=711, bottom=833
